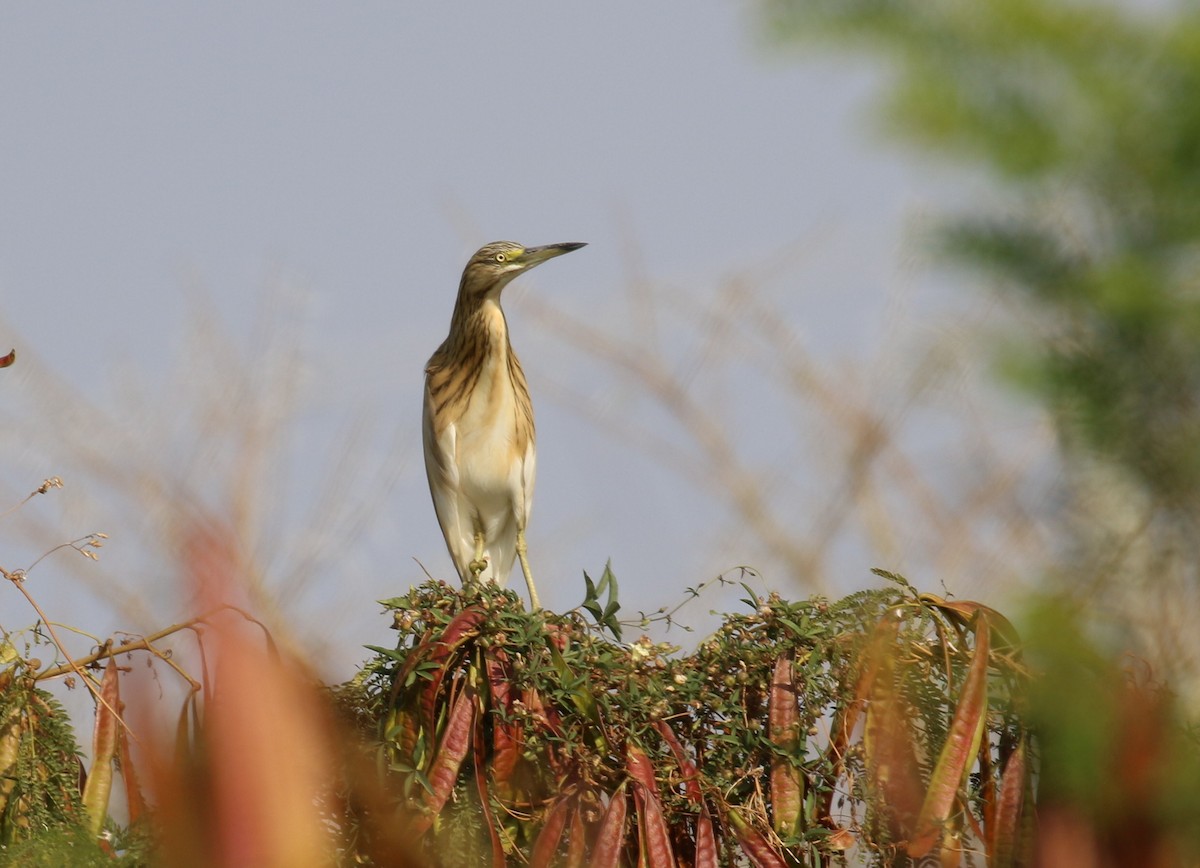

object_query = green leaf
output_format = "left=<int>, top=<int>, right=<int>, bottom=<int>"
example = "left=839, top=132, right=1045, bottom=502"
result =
left=364, top=644, right=406, bottom=661
left=580, top=570, right=602, bottom=621
left=739, top=582, right=761, bottom=610
left=579, top=562, right=623, bottom=639
left=413, top=769, right=434, bottom=796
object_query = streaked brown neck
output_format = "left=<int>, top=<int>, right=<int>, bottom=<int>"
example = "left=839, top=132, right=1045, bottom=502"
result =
left=444, top=286, right=510, bottom=368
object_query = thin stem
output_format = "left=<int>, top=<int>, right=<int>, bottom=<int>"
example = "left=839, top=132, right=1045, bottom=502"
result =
left=33, top=604, right=269, bottom=682
left=0, top=476, right=63, bottom=520
left=5, top=571, right=133, bottom=741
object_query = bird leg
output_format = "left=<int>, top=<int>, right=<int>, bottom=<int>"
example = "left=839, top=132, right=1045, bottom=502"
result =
left=468, top=531, right=488, bottom=579
left=515, top=529, right=541, bottom=610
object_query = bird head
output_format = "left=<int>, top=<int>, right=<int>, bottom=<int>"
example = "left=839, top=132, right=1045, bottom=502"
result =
left=459, top=240, right=587, bottom=298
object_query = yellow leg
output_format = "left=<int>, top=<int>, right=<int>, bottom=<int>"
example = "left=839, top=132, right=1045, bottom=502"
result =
left=515, top=528, right=540, bottom=610
left=469, top=531, right=488, bottom=579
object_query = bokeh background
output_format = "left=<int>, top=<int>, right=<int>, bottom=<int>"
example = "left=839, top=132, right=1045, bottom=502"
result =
left=0, top=2, right=1128, bottom=682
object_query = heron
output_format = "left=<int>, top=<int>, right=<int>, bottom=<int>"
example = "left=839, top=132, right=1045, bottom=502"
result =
left=423, top=240, right=586, bottom=609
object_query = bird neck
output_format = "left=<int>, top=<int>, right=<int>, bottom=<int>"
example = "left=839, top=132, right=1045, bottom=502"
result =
left=447, top=294, right=512, bottom=363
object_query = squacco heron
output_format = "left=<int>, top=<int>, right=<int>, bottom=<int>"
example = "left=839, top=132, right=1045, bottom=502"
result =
left=423, top=240, right=586, bottom=609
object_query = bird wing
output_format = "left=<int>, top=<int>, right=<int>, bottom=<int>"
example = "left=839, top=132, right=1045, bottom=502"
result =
left=422, top=377, right=472, bottom=579
left=516, top=436, right=536, bottom=531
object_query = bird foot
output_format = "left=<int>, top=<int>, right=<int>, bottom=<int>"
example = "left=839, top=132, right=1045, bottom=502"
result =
left=468, top=557, right=489, bottom=578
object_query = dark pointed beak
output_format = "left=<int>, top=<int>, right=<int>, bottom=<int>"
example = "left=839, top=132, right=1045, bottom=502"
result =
left=518, top=242, right=587, bottom=268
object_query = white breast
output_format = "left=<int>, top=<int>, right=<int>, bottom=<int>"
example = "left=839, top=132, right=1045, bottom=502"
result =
left=453, top=305, right=524, bottom=525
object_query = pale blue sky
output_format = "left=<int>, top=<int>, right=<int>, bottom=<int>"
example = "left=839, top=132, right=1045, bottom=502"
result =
left=0, top=4, right=1045, bottom=676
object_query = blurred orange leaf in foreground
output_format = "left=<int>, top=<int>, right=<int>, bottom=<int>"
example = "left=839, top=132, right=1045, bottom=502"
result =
left=143, top=520, right=337, bottom=868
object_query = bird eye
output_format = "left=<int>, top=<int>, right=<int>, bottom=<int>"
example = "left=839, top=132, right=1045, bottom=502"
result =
left=495, top=253, right=507, bottom=263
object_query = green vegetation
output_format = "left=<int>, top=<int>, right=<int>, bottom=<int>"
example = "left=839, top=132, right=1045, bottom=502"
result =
left=346, top=574, right=1030, bottom=866
left=7, top=1, right=1200, bottom=863
left=7, top=562, right=1200, bottom=865
left=765, top=0, right=1200, bottom=640
left=0, top=680, right=84, bottom=847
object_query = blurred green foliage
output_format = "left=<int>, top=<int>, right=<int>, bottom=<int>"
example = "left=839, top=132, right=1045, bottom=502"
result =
left=765, top=0, right=1200, bottom=509
left=1022, top=598, right=1200, bottom=861
left=763, top=0, right=1200, bottom=853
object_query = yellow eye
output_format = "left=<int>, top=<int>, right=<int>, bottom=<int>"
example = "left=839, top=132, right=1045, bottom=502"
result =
left=495, top=253, right=507, bottom=263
